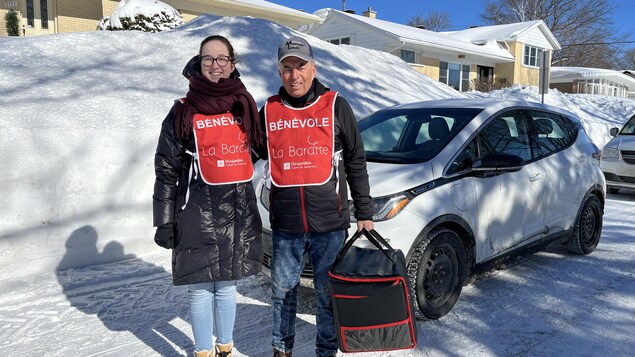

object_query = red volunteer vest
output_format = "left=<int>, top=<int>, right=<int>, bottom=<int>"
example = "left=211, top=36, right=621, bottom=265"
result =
left=191, top=112, right=254, bottom=185
left=265, top=91, right=337, bottom=187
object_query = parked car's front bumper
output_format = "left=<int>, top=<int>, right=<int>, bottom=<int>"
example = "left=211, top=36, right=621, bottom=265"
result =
left=601, top=156, right=635, bottom=190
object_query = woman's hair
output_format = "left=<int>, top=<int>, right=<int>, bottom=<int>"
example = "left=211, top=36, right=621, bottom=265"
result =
left=199, top=35, right=237, bottom=63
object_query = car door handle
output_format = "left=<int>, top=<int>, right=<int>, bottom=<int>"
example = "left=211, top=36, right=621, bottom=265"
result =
left=529, top=173, right=543, bottom=181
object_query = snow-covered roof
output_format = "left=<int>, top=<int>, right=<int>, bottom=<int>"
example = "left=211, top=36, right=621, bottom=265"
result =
left=197, top=0, right=322, bottom=25
left=310, top=9, right=560, bottom=63
left=551, top=66, right=635, bottom=86
left=106, top=0, right=322, bottom=29
left=444, top=20, right=561, bottom=51
left=551, top=66, right=635, bottom=98
left=311, top=9, right=515, bottom=62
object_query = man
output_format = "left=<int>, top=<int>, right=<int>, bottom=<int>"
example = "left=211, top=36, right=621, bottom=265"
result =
left=260, top=36, right=374, bottom=357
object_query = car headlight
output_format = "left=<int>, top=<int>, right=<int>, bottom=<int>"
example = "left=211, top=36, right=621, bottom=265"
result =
left=602, top=146, right=619, bottom=159
left=350, top=192, right=413, bottom=222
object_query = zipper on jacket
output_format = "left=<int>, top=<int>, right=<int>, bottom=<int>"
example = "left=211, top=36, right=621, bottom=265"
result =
left=299, top=187, right=309, bottom=233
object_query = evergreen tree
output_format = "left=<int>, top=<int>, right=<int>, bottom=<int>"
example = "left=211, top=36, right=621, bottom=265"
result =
left=5, top=9, right=20, bottom=36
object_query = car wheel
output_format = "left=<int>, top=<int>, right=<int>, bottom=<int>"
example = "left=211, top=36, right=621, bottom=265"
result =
left=607, top=187, right=619, bottom=194
left=407, top=228, right=467, bottom=319
left=567, top=195, right=603, bottom=255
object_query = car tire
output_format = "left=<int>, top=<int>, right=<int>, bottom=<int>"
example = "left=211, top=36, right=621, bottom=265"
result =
left=567, top=195, right=603, bottom=255
left=407, top=227, right=467, bottom=319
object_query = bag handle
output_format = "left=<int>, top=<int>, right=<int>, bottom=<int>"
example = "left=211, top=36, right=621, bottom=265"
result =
left=335, top=228, right=399, bottom=266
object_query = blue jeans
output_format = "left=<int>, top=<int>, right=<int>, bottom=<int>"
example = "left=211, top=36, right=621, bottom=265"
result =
left=271, top=230, right=345, bottom=357
left=187, top=280, right=237, bottom=352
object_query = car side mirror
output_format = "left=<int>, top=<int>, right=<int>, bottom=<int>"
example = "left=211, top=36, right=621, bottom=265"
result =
left=609, top=127, right=619, bottom=137
left=472, top=153, right=524, bottom=175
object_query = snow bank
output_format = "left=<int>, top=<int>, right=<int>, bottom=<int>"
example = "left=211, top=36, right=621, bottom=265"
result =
left=1, top=14, right=632, bottom=280
left=0, top=15, right=459, bottom=279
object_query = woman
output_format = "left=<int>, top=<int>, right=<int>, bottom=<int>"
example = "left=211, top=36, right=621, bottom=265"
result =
left=152, top=35, right=263, bottom=357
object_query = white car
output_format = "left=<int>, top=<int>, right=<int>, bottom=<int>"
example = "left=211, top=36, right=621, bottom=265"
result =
left=600, top=113, right=635, bottom=194
left=255, top=98, right=605, bottom=319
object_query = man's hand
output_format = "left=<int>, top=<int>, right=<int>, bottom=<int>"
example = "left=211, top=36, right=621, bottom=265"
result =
left=357, top=220, right=374, bottom=231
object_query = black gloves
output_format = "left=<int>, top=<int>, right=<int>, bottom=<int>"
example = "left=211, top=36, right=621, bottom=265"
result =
left=154, top=223, right=175, bottom=249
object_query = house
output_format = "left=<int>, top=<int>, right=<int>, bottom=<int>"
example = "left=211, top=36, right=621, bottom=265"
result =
left=305, top=8, right=561, bottom=92
left=550, top=67, right=635, bottom=99
left=0, top=0, right=322, bottom=37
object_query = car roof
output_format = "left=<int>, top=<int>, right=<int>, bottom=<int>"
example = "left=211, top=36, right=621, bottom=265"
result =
left=382, top=98, right=577, bottom=118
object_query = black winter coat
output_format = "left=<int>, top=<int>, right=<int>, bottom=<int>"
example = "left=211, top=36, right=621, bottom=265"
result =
left=153, top=102, right=262, bottom=286
left=258, top=79, right=374, bottom=233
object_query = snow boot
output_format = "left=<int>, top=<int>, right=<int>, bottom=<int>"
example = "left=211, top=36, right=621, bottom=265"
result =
left=215, top=341, right=233, bottom=357
left=273, top=349, right=292, bottom=357
left=194, top=350, right=211, bottom=357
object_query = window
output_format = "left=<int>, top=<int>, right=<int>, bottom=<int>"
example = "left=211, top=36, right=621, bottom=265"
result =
left=400, top=49, right=415, bottom=63
left=439, top=61, right=470, bottom=92
left=528, top=110, right=577, bottom=155
left=41, top=0, right=48, bottom=29
left=523, top=45, right=543, bottom=67
left=620, top=115, right=635, bottom=135
left=360, top=108, right=481, bottom=164
left=327, top=37, right=350, bottom=45
left=447, top=138, right=478, bottom=175
left=26, top=0, right=34, bottom=27
left=479, top=110, right=532, bottom=162
left=362, top=115, right=408, bottom=152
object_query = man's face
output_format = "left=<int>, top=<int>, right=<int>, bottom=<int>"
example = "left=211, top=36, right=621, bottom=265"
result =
left=279, top=56, right=316, bottom=98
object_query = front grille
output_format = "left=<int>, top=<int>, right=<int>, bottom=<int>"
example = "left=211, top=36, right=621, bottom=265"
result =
left=604, top=171, right=635, bottom=184
left=604, top=172, right=620, bottom=181
left=621, top=150, right=635, bottom=164
left=618, top=175, right=635, bottom=184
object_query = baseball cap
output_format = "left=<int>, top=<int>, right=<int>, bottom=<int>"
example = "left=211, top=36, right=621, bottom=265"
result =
left=278, top=36, right=314, bottom=63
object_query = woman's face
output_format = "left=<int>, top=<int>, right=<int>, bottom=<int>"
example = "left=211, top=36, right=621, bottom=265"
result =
left=200, top=40, right=235, bottom=83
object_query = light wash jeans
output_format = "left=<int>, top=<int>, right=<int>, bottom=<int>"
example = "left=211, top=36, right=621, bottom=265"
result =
left=187, top=280, right=237, bottom=352
left=271, top=230, right=345, bottom=357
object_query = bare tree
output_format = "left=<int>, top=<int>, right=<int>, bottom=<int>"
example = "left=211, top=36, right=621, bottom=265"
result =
left=407, top=10, right=452, bottom=32
left=480, top=0, right=623, bottom=68
left=618, top=48, right=635, bottom=70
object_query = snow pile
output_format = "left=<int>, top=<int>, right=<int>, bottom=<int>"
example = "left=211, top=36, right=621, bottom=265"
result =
left=98, top=0, right=183, bottom=32
left=468, top=85, right=635, bottom=148
left=0, top=14, right=460, bottom=280
left=0, top=13, right=633, bottom=281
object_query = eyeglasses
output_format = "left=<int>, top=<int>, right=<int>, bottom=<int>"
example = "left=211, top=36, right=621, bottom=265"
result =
left=201, top=55, right=232, bottom=67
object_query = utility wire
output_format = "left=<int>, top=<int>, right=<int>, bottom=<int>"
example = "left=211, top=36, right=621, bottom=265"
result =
left=561, top=40, right=635, bottom=47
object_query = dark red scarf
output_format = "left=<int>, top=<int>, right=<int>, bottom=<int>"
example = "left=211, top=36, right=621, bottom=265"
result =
left=175, top=75, right=262, bottom=148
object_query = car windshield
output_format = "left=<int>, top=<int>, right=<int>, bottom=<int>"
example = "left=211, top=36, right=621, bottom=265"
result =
left=619, top=115, right=635, bottom=135
left=359, top=107, right=483, bottom=164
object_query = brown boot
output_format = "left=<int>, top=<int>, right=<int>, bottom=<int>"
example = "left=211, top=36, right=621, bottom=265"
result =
left=273, top=348, right=292, bottom=357
left=215, top=341, right=233, bottom=357
left=194, top=351, right=210, bottom=357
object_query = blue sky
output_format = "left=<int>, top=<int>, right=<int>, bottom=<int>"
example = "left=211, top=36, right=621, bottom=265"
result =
left=273, top=0, right=635, bottom=49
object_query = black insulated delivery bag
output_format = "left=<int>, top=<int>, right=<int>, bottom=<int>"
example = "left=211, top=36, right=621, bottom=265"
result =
left=328, top=228, right=417, bottom=353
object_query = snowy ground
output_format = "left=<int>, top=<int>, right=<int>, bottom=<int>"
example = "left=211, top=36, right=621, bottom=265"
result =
left=1, top=191, right=634, bottom=356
